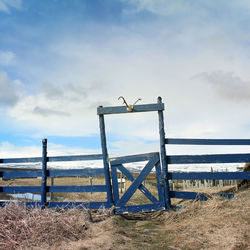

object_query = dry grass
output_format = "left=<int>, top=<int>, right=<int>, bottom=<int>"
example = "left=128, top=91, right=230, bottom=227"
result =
left=162, top=188, right=250, bottom=250
left=0, top=188, right=249, bottom=249
left=0, top=202, right=113, bottom=250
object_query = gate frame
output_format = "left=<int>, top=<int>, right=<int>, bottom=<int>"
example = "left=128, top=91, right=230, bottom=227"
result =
left=97, top=96, right=170, bottom=211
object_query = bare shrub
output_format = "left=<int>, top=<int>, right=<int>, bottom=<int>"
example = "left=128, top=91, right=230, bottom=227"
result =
left=0, top=202, right=91, bottom=249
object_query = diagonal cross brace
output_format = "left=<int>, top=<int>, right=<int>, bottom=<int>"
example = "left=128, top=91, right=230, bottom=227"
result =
left=116, top=154, right=160, bottom=206
left=116, top=164, right=158, bottom=203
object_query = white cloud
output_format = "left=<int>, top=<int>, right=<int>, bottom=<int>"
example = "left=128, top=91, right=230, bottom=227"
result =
left=0, top=0, right=22, bottom=13
left=122, top=0, right=191, bottom=16
left=7, top=27, right=250, bottom=142
left=196, top=71, right=250, bottom=102
left=109, top=139, right=159, bottom=157
left=0, top=141, right=41, bottom=158
left=33, top=106, right=70, bottom=117
left=0, top=141, right=103, bottom=169
left=0, top=141, right=100, bottom=158
left=0, top=71, right=22, bottom=107
left=122, top=0, right=250, bottom=17
left=0, top=51, right=16, bottom=65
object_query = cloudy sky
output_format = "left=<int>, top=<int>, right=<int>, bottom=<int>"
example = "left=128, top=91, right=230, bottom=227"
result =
left=1, top=0, right=250, bottom=158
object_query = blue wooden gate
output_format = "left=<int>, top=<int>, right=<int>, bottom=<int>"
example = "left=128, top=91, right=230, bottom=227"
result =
left=97, top=97, right=168, bottom=214
left=110, top=153, right=165, bottom=214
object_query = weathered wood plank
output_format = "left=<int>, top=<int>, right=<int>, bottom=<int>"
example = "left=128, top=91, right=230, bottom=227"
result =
left=0, top=154, right=103, bottom=164
left=41, top=139, right=47, bottom=208
left=48, top=154, right=103, bottom=162
left=115, top=202, right=165, bottom=214
left=167, top=153, right=250, bottom=164
left=168, top=172, right=250, bottom=180
left=110, top=152, right=158, bottom=165
left=116, top=164, right=158, bottom=203
left=0, top=168, right=105, bottom=179
left=0, top=157, right=42, bottom=164
left=1, top=170, right=41, bottom=178
left=99, top=113, right=113, bottom=206
left=155, top=161, right=164, bottom=203
left=97, top=103, right=164, bottom=115
left=0, top=202, right=43, bottom=208
left=48, top=185, right=107, bottom=193
left=158, top=96, right=170, bottom=210
left=111, top=165, right=119, bottom=204
left=0, top=185, right=107, bottom=193
left=215, top=193, right=234, bottom=199
left=170, top=191, right=234, bottom=200
left=49, top=169, right=104, bottom=177
left=166, top=138, right=250, bottom=145
left=0, top=186, right=41, bottom=193
left=117, top=154, right=159, bottom=206
left=170, top=191, right=209, bottom=200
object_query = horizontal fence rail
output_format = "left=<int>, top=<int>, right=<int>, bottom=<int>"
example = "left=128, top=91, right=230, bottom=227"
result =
left=167, top=153, right=250, bottom=164
left=168, top=172, right=250, bottom=180
left=0, top=157, right=42, bottom=164
left=0, top=169, right=105, bottom=179
left=0, top=154, right=103, bottom=164
left=0, top=185, right=108, bottom=193
left=166, top=138, right=250, bottom=145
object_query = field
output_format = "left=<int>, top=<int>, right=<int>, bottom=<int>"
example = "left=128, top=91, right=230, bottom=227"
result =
left=0, top=175, right=249, bottom=249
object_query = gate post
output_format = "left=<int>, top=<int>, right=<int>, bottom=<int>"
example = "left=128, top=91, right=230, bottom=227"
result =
left=98, top=109, right=114, bottom=206
left=157, top=97, right=171, bottom=210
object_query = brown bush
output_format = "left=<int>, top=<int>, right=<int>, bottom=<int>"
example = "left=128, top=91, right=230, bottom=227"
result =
left=0, top=202, right=91, bottom=249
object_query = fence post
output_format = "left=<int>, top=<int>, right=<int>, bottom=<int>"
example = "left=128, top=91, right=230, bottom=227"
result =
left=157, top=96, right=171, bottom=210
left=50, top=177, right=54, bottom=201
left=41, top=139, right=48, bottom=208
left=98, top=110, right=114, bottom=206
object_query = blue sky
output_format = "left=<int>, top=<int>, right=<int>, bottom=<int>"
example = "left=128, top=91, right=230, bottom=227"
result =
left=1, top=0, right=250, bottom=158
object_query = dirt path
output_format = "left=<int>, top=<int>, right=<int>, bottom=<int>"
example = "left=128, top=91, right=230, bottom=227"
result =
left=54, top=188, right=250, bottom=250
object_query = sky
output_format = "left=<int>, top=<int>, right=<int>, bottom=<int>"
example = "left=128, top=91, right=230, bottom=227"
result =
left=0, top=0, right=250, bottom=159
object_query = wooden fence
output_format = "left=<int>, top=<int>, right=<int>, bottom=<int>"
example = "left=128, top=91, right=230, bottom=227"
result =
left=0, top=139, right=112, bottom=209
left=0, top=97, right=250, bottom=213
left=164, top=138, right=250, bottom=208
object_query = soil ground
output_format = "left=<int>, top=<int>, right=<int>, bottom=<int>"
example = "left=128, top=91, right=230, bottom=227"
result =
left=47, top=187, right=250, bottom=249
